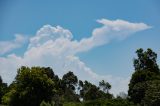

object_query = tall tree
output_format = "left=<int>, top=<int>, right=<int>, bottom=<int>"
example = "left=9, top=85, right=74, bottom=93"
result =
left=128, top=48, right=160, bottom=104
left=61, top=71, right=79, bottom=102
left=62, top=71, right=78, bottom=91
left=99, top=80, right=111, bottom=94
left=133, top=48, right=159, bottom=73
left=80, top=80, right=106, bottom=101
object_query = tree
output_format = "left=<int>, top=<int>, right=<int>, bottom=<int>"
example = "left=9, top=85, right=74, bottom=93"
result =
left=61, top=71, right=79, bottom=102
left=80, top=80, right=92, bottom=100
left=84, top=85, right=101, bottom=100
left=128, top=48, right=160, bottom=104
left=62, top=71, right=78, bottom=91
left=78, top=80, right=83, bottom=100
left=0, top=76, right=7, bottom=104
left=79, top=80, right=107, bottom=101
left=2, top=66, right=56, bottom=106
left=99, top=80, right=111, bottom=94
left=133, top=48, right=159, bottom=73
left=128, top=70, right=158, bottom=103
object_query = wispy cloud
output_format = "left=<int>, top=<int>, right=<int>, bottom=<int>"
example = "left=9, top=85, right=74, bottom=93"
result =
left=0, top=34, right=27, bottom=55
left=0, top=19, right=151, bottom=95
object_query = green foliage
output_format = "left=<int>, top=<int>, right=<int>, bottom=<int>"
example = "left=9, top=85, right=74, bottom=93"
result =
left=61, top=71, right=79, bottom=102
left=79, top=80, right=113, bottom=101
left=128, top=70, right=158, bottom=103
left=129, top=82, right=147, bottom=104
left=99, top=80, right=111, bottom=93
left=2, top=88, right=16, bottom=105
left=84, top=99, right=135, bottom=106
left=2, top=66, right=56, bottom=106
left=128, top=48, right=160, bottom=105
left=63, top=102, right=82, bottom=106
left=133, top=48, right=159, bottom=73
left=84, top=85, right=101, bottom=100
left=62, top=71, right=78, bottom=91
left=80, top=81, right=99, bottom=101
left=0, top=76, right=7, bottom=104
left=64, top=98, right=135, bottom=106
left=142, top=80, right=160, bottom=106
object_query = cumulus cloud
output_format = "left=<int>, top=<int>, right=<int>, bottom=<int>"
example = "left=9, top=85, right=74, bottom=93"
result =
left=0, top=34, right=27, bottom=55
left=0, top=19, right=151, bottom=95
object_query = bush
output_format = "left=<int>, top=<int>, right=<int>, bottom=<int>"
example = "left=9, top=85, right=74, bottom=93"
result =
left=63, top=98, right=135, bottom=106
left=63, top=102, right=82, bottom=106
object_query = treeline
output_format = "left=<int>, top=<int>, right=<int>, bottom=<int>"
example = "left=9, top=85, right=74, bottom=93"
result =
left=0, top=48, right=160, bottom=106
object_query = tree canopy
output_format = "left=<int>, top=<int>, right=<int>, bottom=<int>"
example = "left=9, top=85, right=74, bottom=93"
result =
left=128, top=48, right=160, bottom=105
left=2, top=66, right=56, bottom=106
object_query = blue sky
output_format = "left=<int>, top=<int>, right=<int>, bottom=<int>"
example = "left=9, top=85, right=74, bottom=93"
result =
left=0, top=0, right=160, bottom=95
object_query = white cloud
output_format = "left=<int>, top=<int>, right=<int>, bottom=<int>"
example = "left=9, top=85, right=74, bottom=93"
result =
left=0, top=19, right=151, bottom=95
left=28, top=25, right=73, bottom=49
left=0, top=34, right=27, bottom=55
left=72, top=19, right=151, bottom=53
left=94, top=19, right=151, bottom=41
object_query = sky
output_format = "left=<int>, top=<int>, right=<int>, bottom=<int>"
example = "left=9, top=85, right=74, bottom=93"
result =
left=0, top=0, right=160, bottom=95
